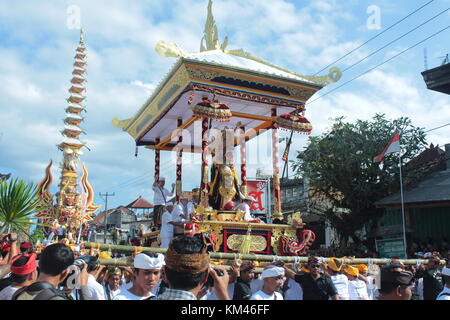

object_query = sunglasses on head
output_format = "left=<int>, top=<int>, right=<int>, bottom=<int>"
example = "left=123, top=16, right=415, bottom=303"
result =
left=309, top=264, right=321, bottom=269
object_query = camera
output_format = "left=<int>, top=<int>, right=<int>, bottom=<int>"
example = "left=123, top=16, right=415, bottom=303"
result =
left=73, top=254, right=99, bottom=271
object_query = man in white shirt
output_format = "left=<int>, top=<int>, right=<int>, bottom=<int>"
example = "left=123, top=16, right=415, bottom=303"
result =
left=114, top=253, right=164, bottom=300
left=437, top=266, right=450, bottom=300
left=346, top=266, right=369, bottom=300
left=171, top=196, right=190, bottom=237
left=84, top=256, right=106, bottom=300
left=282, top=277, right=303, bottom=300
left=325, top=257, right=349, bottom=300
left=235, top=196, right=262, bottom=222
left=152, top=177, right=175, bottom=229
left=251, top=266, right=284, bottom=300
left=104, top=267, right=122, bottom=300
left=160, top=202, right=177, bottom=249
left=187, top=188, right=200, bottom=218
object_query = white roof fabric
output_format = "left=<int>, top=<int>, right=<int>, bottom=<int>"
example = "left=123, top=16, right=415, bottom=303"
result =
left=185, top=50, right=311, bottom=83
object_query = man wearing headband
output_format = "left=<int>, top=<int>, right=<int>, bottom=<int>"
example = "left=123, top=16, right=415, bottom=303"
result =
left=114, top=253, right=165, bottom=300
left=415, top=255, right=444, bottom=300
left=152, top=177, right=175, bottom=230
left=20, top=241, right=34, bottom=254
left=378, top=263, right=414, bottom=300
left=357, top=264, right=377, bottom=300
left=250, top=266, right=284, bottom=300
left=104, top=267, right=122, bottom=300
left=324, top=257, right=349, bottom=300
left=232, top=262, right=255, bottom=300
left=12, top=243, right=90, bottom=300
left=159, top=235, right=230, bottom=300
left=284, top=256, right=339, bottom=300
left=345, top=265, right=369, bottom=300
left=0, top=253, right=38, bottom=300
left=437, top=265, right=450, bottom=300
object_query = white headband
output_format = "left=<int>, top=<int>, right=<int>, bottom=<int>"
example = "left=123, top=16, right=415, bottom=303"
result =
left=261, top=266, right=285, bottom=279
left=134, top=253, right=165, bottom=270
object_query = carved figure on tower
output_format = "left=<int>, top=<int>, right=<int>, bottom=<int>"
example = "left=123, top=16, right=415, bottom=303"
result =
left=208, top=127, right=244, bottom=210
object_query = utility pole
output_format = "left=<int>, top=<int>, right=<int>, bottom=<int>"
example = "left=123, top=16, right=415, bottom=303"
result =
left=99, top=192, right=115, bottom=244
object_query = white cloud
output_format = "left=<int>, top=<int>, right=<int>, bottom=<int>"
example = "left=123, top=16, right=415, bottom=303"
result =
left=1, top=0, right=449, bottom=209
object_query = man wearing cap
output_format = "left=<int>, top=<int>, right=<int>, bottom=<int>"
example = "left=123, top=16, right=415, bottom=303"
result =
left=250, top=266, right=284, bottom=300
left=324, top=257, right=349, bottom=300
left=345, top=265, right=369, bottom=300
left=415, top=255, right=444, bottom=300
left=285, top=256, right=339, bottom=300
left=235, top=196, right=262, bottom=222
left=0, top=253, right=38, bottom=300
left=152, top=178, right=175, bottom=230
left=159, top=235, right=230, bottom=300
left=378, top=264, right=414, bottom=300
left=114, top=252, right=165, bottom=300
left=233, top=262, right=255, bottom=300
left=437, top=265, right=450, bottom=300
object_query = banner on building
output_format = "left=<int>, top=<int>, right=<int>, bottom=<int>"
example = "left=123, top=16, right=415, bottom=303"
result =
left=247, top=180, right=269, bottom=216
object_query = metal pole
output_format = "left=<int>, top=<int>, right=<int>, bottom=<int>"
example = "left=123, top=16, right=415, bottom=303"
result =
left=398, top=153, right=408, bottom=259
left=100, top=192, right=115, bottom=244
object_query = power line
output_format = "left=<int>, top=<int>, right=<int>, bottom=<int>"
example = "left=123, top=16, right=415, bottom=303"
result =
left=306, top=25, right=450, bottom=106
left=313, top=0, right=436, bottom=75
left=341, top=7, right=449, bottom=74
left=425, top=122, right=450, bottom=133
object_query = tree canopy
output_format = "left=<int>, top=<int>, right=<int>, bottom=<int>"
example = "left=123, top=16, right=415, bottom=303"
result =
left=0, top=178, right=43, bottom=235
left=292, top=114, right=426, bottom=245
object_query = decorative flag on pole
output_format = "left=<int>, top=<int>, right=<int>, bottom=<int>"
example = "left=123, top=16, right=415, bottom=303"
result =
left=374, top=130, right=400, bottom=162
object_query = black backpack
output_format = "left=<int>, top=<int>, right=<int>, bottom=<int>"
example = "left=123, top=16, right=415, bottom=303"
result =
left=12, top=281, right=68, bottom=300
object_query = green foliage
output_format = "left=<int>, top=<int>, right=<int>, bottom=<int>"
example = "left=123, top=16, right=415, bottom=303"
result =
left=292, top=114, right=426, bottom=245
left=0, top=178, right=44, bottom=235
left=30, top=228, right=46, bottom=243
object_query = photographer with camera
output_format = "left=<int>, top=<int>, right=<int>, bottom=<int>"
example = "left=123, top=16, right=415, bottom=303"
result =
left=12, top=243, right=90, bottom=300
left=158, top=235, right=230, bottom=300
left=76, top=254, right=106, bottom=300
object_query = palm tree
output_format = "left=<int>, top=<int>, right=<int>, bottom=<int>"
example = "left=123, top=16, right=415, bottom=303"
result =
left=0, top=178, right=44, bottom=235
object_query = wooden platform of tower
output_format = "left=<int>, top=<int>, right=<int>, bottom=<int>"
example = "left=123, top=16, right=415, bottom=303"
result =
left=113, top=0, right=341, bottom=256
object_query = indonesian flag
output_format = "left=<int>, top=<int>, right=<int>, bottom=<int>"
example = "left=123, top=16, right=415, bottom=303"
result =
left=374, top=131, right=400, bottom=162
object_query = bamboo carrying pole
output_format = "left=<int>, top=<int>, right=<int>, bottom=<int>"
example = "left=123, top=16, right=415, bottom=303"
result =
left=85, top=243, right=445, bottom=265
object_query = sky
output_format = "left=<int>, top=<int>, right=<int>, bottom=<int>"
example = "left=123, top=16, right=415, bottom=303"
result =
left=0, top=0, right=449, bottom=212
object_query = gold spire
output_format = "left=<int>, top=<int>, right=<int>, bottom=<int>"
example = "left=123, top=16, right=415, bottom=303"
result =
left=154, top=0, right=341, bottom=86
left=79, top=28, right=85, bottom=46
left=200, top=0, right=228, bottom=52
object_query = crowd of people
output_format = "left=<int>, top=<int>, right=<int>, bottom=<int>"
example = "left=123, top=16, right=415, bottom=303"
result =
left=1, top=232, right=449, bottom=301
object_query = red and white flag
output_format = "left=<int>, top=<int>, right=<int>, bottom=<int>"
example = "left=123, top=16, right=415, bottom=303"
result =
left=374, top=131, right=400, bottom=162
